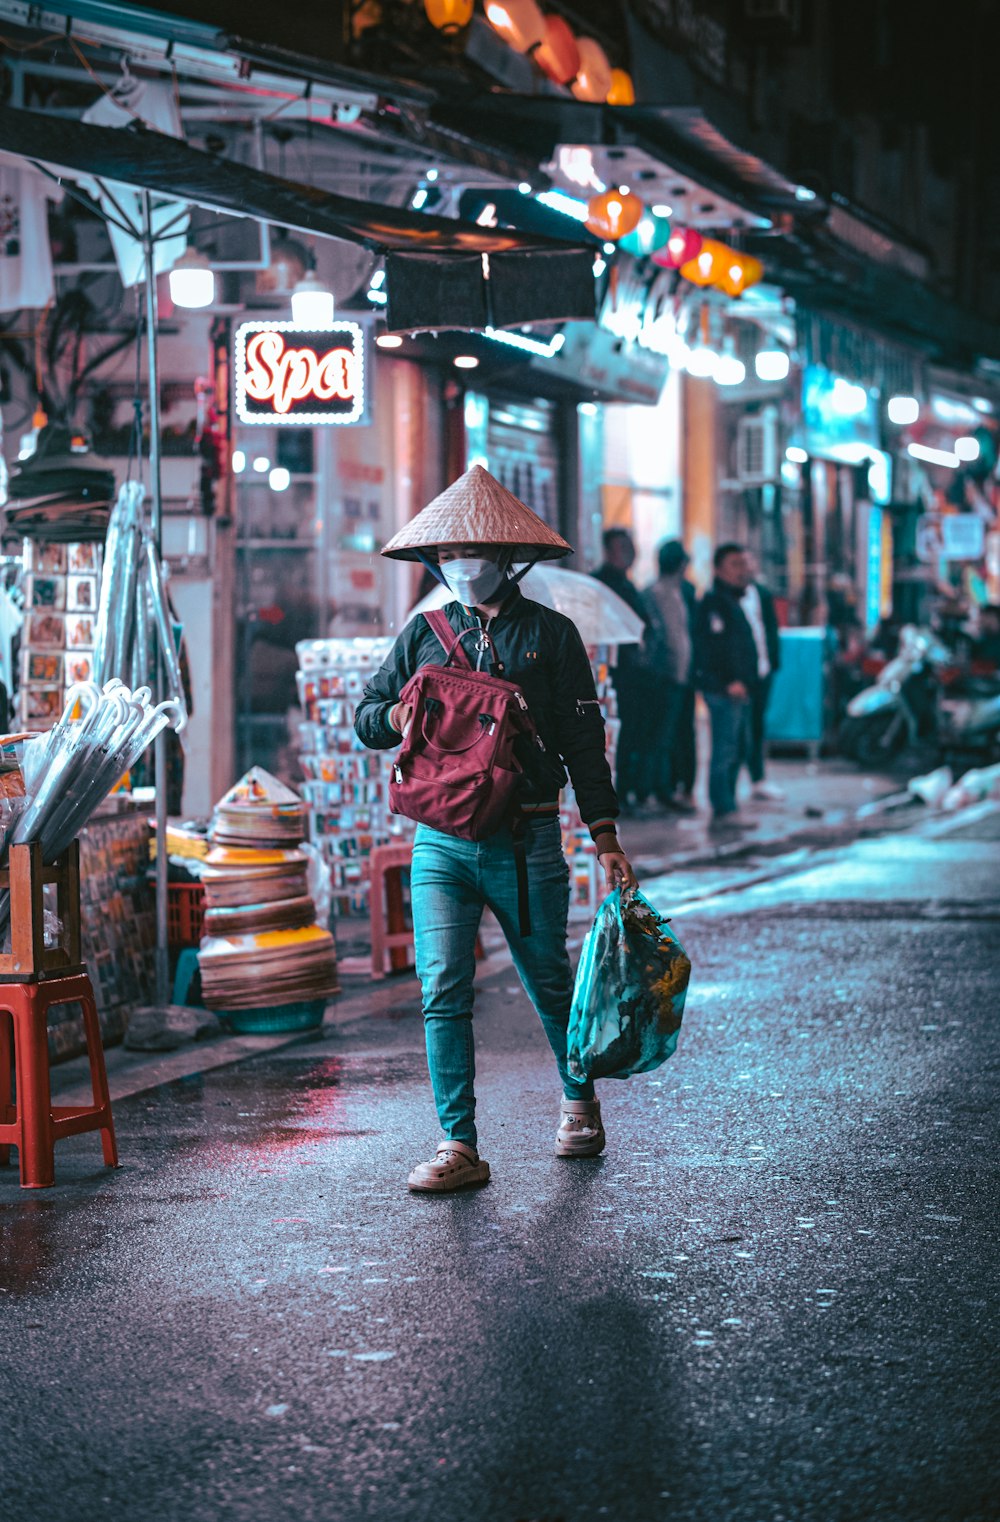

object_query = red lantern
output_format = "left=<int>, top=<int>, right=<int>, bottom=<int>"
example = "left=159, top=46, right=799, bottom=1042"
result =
left=606, top=68, right=635, bottom=105
left=586, top=189, right=644, bottom=242
left=534, top=14, right=580, bottom=84
left=571, top=37, right=613, bottom=102
left=652, top=226, right=703, bottom=270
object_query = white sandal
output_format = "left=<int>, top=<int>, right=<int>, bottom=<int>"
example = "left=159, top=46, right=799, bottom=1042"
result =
left=407, top=1140, right=491, bottom=1193
left=556, top=1098, right=606, bottom=1157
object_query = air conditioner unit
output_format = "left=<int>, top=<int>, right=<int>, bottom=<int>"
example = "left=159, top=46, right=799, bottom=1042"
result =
left=736, top=412, right=779, bottom=485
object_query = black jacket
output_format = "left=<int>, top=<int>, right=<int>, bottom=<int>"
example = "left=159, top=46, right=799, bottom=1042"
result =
left=694, top=579, right=760, bottom=694
left=354, top=587, right=619, bottom=837
left=591, top=564, right=649, bottom=680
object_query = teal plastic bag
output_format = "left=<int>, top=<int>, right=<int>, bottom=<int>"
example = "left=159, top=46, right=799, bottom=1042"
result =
left=567, top=888, right=691, bottom=1081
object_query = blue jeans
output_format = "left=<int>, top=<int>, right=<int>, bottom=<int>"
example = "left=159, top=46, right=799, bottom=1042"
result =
left=410, top=819, right=594, bottom=1150
left=705, top=692, right=751, bottom=816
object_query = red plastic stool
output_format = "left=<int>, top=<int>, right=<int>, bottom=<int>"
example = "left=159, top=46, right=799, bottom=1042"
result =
left=0, top=970, right=118, bottom=1189
left=369, top=843, right=416, bottom=980
left=369, top=842, right=485, bottom=981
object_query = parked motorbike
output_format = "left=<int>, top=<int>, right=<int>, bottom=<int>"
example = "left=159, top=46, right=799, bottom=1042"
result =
left=938, top=674, right=1000, bottom=763
left=838, top=625, right=950, bottom=765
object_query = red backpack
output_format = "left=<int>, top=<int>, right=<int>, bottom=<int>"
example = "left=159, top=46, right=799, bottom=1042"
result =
left=389, top=609, right=540, bottom=844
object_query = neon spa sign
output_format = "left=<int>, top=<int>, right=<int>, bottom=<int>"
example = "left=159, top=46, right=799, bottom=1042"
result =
left=234, top=321, right=366, bottom=425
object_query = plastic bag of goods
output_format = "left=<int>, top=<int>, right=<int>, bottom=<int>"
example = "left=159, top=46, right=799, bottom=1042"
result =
left=567, top=888, right=691, bottom=1081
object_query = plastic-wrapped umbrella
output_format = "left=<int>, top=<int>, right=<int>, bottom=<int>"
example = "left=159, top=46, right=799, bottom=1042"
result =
left=406, top=563, right=645, bottom=645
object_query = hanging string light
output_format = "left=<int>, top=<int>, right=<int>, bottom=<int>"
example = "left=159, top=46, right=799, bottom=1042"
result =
left=718, top=251, right=764, bottom=298
left=606, top=68, right=635, bottom=105
left=585, top=189, right=644, bottom=242
left=484, top=0, right=546, bottom=52
left=534, top=14, right=580, bottom=83
left=571, top=37, right=613, bottom=101
left=424, top=0, right=474, bottom=30
left=653, top=226, right=704, bottom=270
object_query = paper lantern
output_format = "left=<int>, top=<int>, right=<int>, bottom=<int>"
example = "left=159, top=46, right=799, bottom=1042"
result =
left=586, top=189, right=644, bottom=242
left=534, top=14, right=580, bottom=83
left=619, top=214, right=671, bottom=258
left=571, top=37, right=613, bottom=102
left=485, top=0, right=545, bottom=53
left=652, top=226, right=703, bottom=270
left=424, top=0, right=474, bottom=30
left=606, top=68, right=635, bottom=105
left=680, top=238, right=728, bottom=287
left=718, top=252, right=764, bottom=297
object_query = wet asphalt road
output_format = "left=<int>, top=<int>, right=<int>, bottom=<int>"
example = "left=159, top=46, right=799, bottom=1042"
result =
left=2, top=812, right=998, bottom=1522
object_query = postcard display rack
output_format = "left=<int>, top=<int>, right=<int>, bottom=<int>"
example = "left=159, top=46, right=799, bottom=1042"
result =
left=296, top=639, right=407, bottom=918
left=296, top=639, right=620, bottom=924
left=19, top=540, right=102, bottom=728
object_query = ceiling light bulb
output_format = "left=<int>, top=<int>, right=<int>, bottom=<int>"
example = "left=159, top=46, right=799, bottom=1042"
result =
left=454, top=355, right=480, bottom=369
left=715, top=354, right=746, bottom=386
left=755, top=349, right=790, bottom=382
left=887, top=395, right=919, bottom=426
left=290, top=270, right=334, bottom=327
left=168, top=247, right=215, bottom=309
left=231, top=449, right=246, bottom=474
left=376, top=334, right=404, bottom=349
left=252, top=455, right=270, bottom=473
left=955, top=435, right=981, bottom=461
left=268, top=467, right=291, bottom=491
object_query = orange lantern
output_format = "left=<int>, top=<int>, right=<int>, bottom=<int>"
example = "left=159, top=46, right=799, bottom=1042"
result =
left=652, top=226, right=703, bottom=270
left=718, top=251, right=764, bottom=297
left=424, top=0, right=474, bottom=30
left=535, top=14, right=580, bottom=84
left=606, top=68, right=635, bottom=105
left=586, top=189, right=644, bottom=242
left=484, top=0, right=545, bottom=53
left=680, top=238, right=728, bottom=287
left=571, top=37, right=613, bottom=102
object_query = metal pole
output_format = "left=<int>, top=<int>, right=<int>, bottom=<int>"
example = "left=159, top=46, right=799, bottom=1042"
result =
left=143, top=191, right=170, bottom=1008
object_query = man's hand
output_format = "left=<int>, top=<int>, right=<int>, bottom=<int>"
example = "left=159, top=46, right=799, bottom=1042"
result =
left=726, top=680, right=749, bottom=701
left=389, top=701, right=413, bottom=737
left=598, top=850, right=638, bottom=893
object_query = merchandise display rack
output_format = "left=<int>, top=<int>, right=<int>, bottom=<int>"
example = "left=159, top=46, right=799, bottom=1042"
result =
left=18, top=540, right=102, bottom=728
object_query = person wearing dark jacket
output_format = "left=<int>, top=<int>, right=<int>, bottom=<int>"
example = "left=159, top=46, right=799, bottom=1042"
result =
left=640, top=539, right=697, bottom=810
left=740, top=552, right=783, bottom=800
left=355, top=466, right=636, bottom=1194
left=694, top=543, right=759, bottom=822
left=592, top=527, right=650, bottom=808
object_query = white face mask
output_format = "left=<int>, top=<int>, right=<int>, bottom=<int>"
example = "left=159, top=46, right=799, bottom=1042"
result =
left=441, top=556, right=506, bottom=605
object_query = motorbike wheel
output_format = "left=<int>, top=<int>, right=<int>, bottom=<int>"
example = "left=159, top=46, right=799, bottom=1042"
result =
left=852, top=710, right=910, bottom=766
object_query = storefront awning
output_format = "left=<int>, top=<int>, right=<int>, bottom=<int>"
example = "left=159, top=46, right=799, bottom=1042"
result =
left=0, top=103, right=587, bottom=258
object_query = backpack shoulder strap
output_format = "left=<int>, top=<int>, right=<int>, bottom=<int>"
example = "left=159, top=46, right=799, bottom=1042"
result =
left=423, top=608, right=473, bottom=668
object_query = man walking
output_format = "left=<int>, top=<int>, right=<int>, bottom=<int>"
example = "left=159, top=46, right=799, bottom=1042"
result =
left=641, top=540, right=697, bottom=811
left=694, top=543, right=759, bottom=825
left=592, top=528, right=649, bottom=809
left=740, top=553, right=783, bottom=801
left=355, top=467, right=636, bottom=1192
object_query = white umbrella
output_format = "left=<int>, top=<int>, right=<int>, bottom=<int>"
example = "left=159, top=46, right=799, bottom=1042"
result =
left=406, top=564, right=644, bottom=645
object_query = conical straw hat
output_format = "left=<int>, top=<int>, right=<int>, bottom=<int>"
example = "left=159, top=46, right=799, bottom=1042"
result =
left=381, top=464, right=572, bottom=562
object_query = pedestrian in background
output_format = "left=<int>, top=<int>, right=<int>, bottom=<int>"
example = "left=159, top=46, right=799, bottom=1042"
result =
left=740, top=552, right=784, bottom=801
left=356, top=468, right=636, bottom=1193
left=695, top=543, right=759, bottom=825
left=592, top=527, right=650, bottom=810
left=640, top=539, right=697, bottom=812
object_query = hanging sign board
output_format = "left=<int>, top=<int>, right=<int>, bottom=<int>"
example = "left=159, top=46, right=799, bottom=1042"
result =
left=941, top=513, right=985, bottom=561
left=234, top=321, right=366, bottom=426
